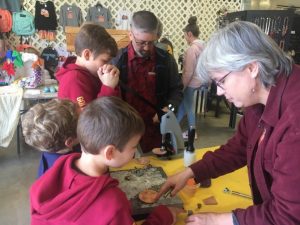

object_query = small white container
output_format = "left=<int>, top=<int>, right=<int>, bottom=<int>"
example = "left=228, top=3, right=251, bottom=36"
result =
left=184, top=149, right=196, bottom=167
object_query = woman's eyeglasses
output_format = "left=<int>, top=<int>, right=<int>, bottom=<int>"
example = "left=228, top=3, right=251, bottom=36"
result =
left=214, top=71, right=232, bottom=90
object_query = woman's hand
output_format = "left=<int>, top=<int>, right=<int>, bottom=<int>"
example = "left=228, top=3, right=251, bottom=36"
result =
left=185, top=212, right=233, bottom=225
left=155, top=167, right=194, bottom=200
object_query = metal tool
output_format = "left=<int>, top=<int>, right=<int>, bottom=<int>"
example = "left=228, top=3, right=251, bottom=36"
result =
left=164, top=188, right=173, bottom=198
left=223, top=187, right=252, bottom=200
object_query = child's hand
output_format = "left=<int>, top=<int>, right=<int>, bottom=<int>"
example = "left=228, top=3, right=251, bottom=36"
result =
left=98, top=64, right=120, bottom=88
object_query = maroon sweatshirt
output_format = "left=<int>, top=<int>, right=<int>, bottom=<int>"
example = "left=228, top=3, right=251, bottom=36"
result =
left=190, top=65, right=300, bottom=225
left=56, top=57, right=119, bottom=108
left=30, top=153, right=173, bottom=225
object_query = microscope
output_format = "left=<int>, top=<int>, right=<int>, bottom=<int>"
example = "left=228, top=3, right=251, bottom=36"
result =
left=159, top=110, right=185, bottom=156
left=150, top=102, right=198, bottom=159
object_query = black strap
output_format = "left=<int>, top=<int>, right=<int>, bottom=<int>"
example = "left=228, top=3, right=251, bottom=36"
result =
left=119, top=81, right=165, bottom=119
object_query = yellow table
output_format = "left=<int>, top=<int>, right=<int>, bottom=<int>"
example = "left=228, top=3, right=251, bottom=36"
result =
left=116, top=146, right=253, bottom=224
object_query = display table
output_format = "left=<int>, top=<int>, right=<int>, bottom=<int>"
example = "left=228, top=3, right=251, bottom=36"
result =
left=114, top=147, right=253, bottom=225
left=0, top=85, right=58, bottom=149
left=0, top=86, right=23, bottom=148
left=23, top=87, right=57, bottom=100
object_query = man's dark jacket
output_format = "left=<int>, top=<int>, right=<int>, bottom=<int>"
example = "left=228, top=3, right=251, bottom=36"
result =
left=111, top=47, right=183, bottom=111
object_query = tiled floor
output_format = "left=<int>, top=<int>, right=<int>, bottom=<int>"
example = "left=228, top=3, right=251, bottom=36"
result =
left=0, top=104, right=238, bottom=225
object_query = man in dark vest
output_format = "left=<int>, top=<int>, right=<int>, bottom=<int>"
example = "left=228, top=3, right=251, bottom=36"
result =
left=112, top=10, right=183, bottom=153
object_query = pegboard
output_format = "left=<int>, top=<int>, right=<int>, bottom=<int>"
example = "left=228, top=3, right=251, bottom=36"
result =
left=7, top=0, right=241, bottom=59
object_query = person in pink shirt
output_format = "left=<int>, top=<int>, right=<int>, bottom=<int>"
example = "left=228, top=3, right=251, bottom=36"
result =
left=177, top=16, right=205, bottom=139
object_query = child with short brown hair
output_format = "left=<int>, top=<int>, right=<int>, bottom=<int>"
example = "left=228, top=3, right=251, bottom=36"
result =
left=30, top=96, right=182, bottom=225
left=57, top=23, right=120, bottom=109
left=22, top=99, right=79, bottom=177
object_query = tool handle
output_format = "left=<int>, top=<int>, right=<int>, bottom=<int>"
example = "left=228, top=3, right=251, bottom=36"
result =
left=231, top=191, right=252, bottom=199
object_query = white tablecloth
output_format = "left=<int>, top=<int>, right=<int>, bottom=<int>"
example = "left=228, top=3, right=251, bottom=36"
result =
left=0, top=86, right=23, bottom=148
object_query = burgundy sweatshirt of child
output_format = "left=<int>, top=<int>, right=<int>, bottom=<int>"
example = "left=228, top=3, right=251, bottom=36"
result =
left=56, top=57, right=119, bottom=108
left=30, top=153, right=174, bottom=225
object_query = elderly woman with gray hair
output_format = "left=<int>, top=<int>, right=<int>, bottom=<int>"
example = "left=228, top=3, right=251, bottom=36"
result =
left=156, top=21, right=300, bottom=225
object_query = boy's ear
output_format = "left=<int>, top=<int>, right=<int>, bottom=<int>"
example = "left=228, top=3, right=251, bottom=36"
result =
left=103, top=145, right=117, bottom=160
left=65, top=137, right=75, bottom=148
left=82, top=49, right=92, bottom=61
